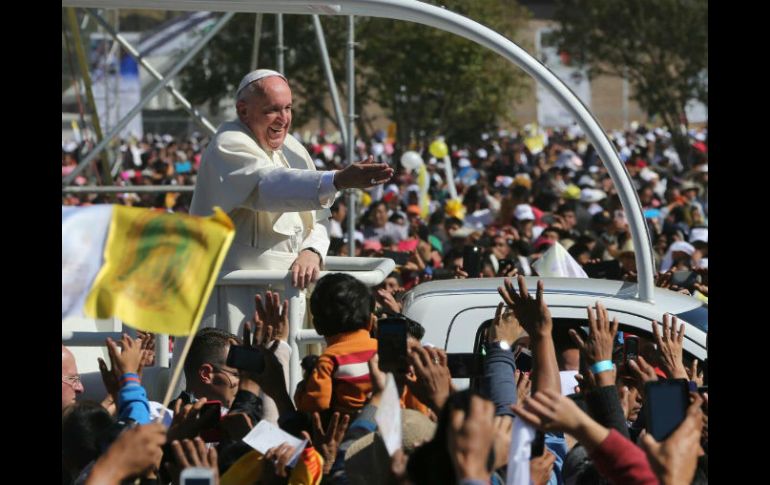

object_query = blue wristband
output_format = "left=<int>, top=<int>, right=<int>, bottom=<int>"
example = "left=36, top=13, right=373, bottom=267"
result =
left=590, top=360, right=615, bottom=374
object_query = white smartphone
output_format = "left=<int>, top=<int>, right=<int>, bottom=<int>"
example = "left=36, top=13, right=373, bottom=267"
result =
left=180, top=467, right=215, bottom=485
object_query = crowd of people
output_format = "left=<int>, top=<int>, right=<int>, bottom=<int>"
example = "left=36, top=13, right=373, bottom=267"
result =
left=63, top=110, right=709, bottom=484
left=62, top=120, right=709, bottom=297
left=62, top=274, right=708, bottom=484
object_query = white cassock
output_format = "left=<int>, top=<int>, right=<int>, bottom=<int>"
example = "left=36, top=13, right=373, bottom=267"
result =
left=173, top=119, right=337, bottom=420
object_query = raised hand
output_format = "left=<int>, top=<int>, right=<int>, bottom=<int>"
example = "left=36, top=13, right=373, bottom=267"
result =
left=640, top=393, right=704, bottom=485
left=626, top=355, right=659, bottom=395
left=447, top=395, right=496, bottom=481
left=167, top=437, right=220, bottom=485
left=530, top=451, right=557, bottom=485
left=498, top=276, right=552, bottom=339
left=249, top=291, right=289, bottom=345
left=652, top=315, right=688, bottom=379
left=489, top=302, right=525, bottom=347
left=569, top=302, right=619, bottom=365
left=105, top=333, right=144, bottom=377
left=86, top=423, right=167, bottom=484
left=515, top=369, right=531, bottom=403
left=333, top=155, right=394, bottom=189
left=312, top=412, right=350, bottom=475
left=406, top=346, right=452, bottom=413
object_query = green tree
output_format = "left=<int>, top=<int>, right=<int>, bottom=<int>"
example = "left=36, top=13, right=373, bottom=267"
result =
left=551, top=0, right=707, bottom=160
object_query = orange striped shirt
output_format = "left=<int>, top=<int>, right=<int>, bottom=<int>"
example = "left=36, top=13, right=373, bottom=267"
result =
left=295, top=329, right=377, bottom=414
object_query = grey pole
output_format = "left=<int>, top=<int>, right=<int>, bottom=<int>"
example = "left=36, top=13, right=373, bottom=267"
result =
left=622, top=67, right=629, bottom=130
left=63, top=12, right=235, bottom=187
left=86, top=9, right=217, bottom=136
left=276, top=13, right=285, bottom=73
left=311, top=14, right=348, bottom=148
left=251, top=13, right=264, bottom=71
left=346, top=16, right=357, bottom=257
left=63, top=185, right=195, bottom=194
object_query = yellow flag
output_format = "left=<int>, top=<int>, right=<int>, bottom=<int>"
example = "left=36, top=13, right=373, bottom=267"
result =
left=83, top=206, right=234, bottom=335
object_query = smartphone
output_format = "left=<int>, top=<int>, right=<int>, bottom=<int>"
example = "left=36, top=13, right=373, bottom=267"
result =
left=530, top=430, right=545, bottom=458
left=220, top=412, right=253, bottom=441
left=514, top=347, right=533, bottom=373
left=497, top=259, right=515, bottom=277
left=180, top=467, right=216, bottom=485
left=644, top=379, right=690, bottom=441
left=671, top=270, right=700, bottom=291
left=432, top=267, right=456, bottom=280
left=382, top=250, right=410, bottom=266
left=463, top=245, right=482, bottom=278
left=447, top=353, right=482, bottom=378
left=377, top=317, right=408, bottom=373
left=583, top=260, right=622, bottom=280
left=624, top=336, right=640, bottom=363
left=198, top=400, right=223, bottom=443
left=226, top=345, right=265, bottom=374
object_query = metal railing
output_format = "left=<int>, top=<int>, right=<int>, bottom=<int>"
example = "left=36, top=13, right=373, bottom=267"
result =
left=63, top=256, right=395, bottom=397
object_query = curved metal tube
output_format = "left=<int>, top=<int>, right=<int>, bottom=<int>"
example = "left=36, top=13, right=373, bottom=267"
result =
left=62, top=0, right=655, bottom=302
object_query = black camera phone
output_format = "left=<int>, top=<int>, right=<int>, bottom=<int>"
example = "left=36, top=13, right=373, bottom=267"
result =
left=644, top=379, right=690, bottom=441
left=624, top=336, right=640, bottom=363
left=226, top=345, right=265, bottom=375
left=446, top=353, right=482, bottom=378
left=463, top=245, right=482, bottom=278
left=377, top=317, right=408, bottom=373
left=382, top=250, right=410, bottom=266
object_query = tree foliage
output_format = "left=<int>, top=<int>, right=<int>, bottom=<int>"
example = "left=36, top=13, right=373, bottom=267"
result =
left=179, top=1, right=531, bottom=145
left=551, top=0, right=707, bottom=155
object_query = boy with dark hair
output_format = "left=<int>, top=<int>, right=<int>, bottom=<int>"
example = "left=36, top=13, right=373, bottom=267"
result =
left=294, top=273, right=378, bottom=414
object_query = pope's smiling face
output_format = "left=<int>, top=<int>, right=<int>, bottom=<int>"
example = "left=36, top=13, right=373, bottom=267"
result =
left=237, top=76, right=293, bottom=151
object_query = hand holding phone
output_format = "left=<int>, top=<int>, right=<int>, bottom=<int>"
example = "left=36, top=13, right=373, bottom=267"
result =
left=377, top=317, right=408, bottom=373
left=180, top=467, right=216, bottom=485
left=644, top=379, right=689, bottom=441
left=463, top=245, right=482, bottom=278
left=227, top=345, right=266, bottom=374
left=198, top=401, right=223, bottom=443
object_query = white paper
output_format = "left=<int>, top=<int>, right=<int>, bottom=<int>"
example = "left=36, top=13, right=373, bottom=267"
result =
left=374, top=373, right=402, bottom=456
left=242, top=420, right=308, bottom=467
left=506, top=417, right=536, bottom=485
left=149, top=401, right=174, bottom=428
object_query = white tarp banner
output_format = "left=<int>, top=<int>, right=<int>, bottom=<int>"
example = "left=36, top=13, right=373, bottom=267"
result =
left=536, top=27, right=592, bottom=128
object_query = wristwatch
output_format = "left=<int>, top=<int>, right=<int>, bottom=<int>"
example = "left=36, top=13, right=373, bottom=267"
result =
left=485, top=340, right=511, bottom=351
left=301, top=247, right=323, bottom=263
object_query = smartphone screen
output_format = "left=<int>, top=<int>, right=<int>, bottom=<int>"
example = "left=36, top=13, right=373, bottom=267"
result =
left=377, top=317, right=408, bottom=373
left=644, top=379, right=689, bottom=441
left=199, top=401, right=223, bottom=442
left=226, top=345, right=265, bottom=374
left=624, top=337, right=639, bottom=363
left=463, top=245, right=482, bottom=278
left=447, top=353, right=481, bottom=378
left=514, top=348, right=533, bottom=373
left=583, top=260, right=622, bottom=280
left=382, top=250, right=410, bottom=266
left=671, top=271, right=699, bottom=291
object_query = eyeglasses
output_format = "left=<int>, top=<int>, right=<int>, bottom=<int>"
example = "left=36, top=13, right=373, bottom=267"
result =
left=212, top=366, right=240, bottom=380
left=62, top=375, right=82, bottom=387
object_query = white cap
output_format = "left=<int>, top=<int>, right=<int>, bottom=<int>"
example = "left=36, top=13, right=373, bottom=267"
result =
left=577, top=174, right=596, bottom=188
left=670, top=241, right=695, bottom=255
left=580, top=188, right=606, bottom=203
left=689, top=227, right=708, bottom=244
left=514, top=204, right=535, bottom=221
left=458, top=158, right=471, bottom=168
left=476, top=148, right=488, bottom=159
left=236, top=69, right=287, bottom=99
left=645, top=132, right=656, bottom=142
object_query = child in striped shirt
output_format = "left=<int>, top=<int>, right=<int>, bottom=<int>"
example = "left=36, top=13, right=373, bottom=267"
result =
left=294, top=273, right=377, bottom=415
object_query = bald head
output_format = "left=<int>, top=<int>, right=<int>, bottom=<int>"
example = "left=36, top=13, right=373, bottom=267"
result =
left=62, top=345, right=84, bottom=411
